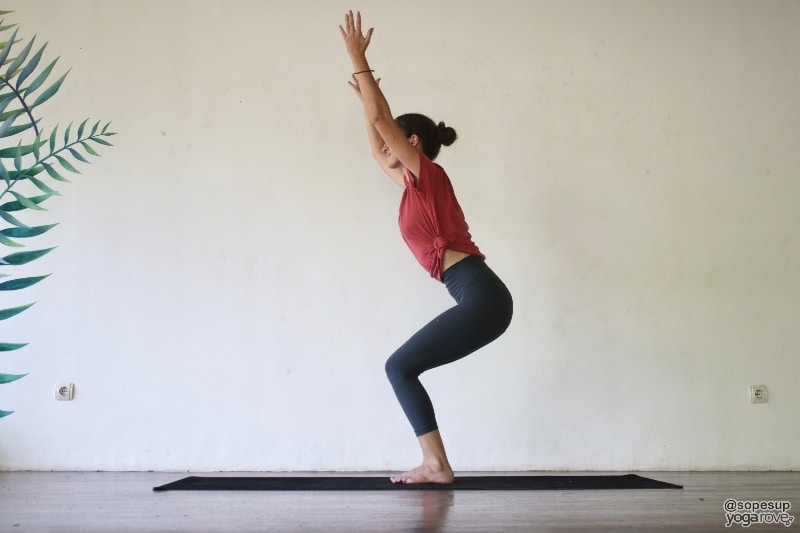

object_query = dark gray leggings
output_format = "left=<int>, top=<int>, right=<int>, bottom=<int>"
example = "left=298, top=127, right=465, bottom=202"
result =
left=385, top=255, right=513, bottom=436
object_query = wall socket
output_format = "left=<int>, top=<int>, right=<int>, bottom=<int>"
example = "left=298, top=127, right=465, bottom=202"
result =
left=749, top=384, right=768, bottom=404
left=55, top=382, right=75, bottom=401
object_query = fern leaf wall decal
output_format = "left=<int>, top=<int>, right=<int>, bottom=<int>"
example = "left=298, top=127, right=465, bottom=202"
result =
left=0, top=9, right=115, bottom=418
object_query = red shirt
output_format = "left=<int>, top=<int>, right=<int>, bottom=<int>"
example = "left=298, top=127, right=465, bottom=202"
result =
left=398, top=153, right=484, bottom=281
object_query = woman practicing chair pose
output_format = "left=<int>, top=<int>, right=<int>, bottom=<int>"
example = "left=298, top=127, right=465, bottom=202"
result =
left=340, top=10, right=513, bottom=484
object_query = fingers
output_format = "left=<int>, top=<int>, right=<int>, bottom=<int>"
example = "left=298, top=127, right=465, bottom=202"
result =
left=340, top=10, right=373, bottom=48
left=347, top=75, right=379, bottom=99
left=348, top=75, right=379, bottom=88
left=347, top=79, right=362, bottom=100
left=341, top=10, right=370, bottom=36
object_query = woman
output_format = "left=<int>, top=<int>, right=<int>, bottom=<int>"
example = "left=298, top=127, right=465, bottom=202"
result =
left=340, top=11, right=513, bottom=484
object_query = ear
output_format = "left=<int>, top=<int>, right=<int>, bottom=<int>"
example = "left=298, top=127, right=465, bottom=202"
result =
left=408, top=134, right=420, bottom=147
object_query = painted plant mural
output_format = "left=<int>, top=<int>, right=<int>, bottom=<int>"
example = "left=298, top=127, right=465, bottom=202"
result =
left=0, top=10, right=115, bottom=417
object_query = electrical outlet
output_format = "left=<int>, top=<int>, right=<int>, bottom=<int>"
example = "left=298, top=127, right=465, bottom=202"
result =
left=749, top=385, right=768, bottom=404
left=55, top=382, right=74, bottom=401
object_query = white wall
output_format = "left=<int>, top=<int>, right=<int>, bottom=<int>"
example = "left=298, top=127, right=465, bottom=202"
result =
left=1, top=0, right=798, bottom=471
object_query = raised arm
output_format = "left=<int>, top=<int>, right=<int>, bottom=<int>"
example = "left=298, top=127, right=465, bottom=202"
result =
left=349, top=77, right=404, bottom=186
left=340, top=10, right=420, bottom=181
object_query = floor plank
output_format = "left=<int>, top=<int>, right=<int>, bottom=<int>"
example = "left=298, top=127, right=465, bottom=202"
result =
left=1, top=471, right=798, bottom=532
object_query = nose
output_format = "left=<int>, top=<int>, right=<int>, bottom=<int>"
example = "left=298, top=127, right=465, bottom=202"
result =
left=381, top=144, right=390, bottom=155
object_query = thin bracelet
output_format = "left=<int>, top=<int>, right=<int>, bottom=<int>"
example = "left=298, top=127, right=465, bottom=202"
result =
left=353, top=69, right=374, bottom=76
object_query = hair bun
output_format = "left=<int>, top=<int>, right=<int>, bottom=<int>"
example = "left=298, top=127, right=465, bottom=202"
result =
left=437, top=121, right=458, bottom=147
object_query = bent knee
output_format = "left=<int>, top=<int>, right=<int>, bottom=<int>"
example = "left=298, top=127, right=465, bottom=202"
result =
left=385, top=352, right=418, bottom=384
left=384, top=354, right=402, bottom=382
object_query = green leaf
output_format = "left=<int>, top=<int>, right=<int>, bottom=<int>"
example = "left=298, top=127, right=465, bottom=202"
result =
left=28, top=175, right=60, bottom=196
left=0, top=108, right=22, bottom=121
left=49, top=124, right=57, bottom=152
left=0, top=410, right=14, bottom=418
left=33, top=132, right=42, bottom=160
left=14, top=141, right=22, bottom=171
left=31, top=69, right=69, bottom=108
left=0, top=109, right=21, bottom=138
left=77, top=117, right=89, bottom=139
left=0, top=27, right=18, bottom=67
left=90, top=119, right=100, bottom=136
left=89, top=137, right=113, bottom=147
left=0, top=373, right=28, bottom=384
left=0, top=303, right=34, bottom=320
left=1, top=193, right=51, bottom=212
left=0, top=342, right=27, bottom=351
left=0, top=275, right=51, bottom=291
left=1, top=247, right=55, bottom=265
left=68, top=147, right=89, bottom=164
left=40, top=162, right=70, bottom=183
left=0, top=92, right=15, bottom=113
left=80, top=141, right=99, bottom=157
left=23, top=57, right=58, bottom=97
left=9, top=166, right=43, bottom=181
left=1, top=223, right=57, bottom=238
left=0, top=232, right=23, bottom=247
left=10, top=191, right=46, bottom=211
left=0, top=143, right=34, bottom=158
left=0, top=223, right=58, bottom=239
left=16, top=41, right=46, bottom=89
left=5, top=33, right=34, bottom=79
left=0, top=157, right=8, bottom=186
left=2, top=120, right=38, bottom=137
left=0, top=209, right=29, bottom=228
left=63, top=121, right=72, bottom=145
left=54, top=154, right=80, bottom=174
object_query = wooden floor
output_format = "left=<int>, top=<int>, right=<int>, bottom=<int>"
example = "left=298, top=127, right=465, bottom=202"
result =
left=1, top=471, right=797, bottom=532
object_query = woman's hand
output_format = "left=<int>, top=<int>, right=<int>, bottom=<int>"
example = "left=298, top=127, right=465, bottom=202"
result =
left=348, top=75, right=381, bottom=100
left=339, top=10, right=373, bottom=67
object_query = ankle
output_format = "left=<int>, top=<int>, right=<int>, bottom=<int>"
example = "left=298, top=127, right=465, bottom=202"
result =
left=423, top=457, right=451, bottom=473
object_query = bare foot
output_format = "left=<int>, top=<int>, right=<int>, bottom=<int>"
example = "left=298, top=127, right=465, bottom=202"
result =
left=390, top=462, right=455, bottom=484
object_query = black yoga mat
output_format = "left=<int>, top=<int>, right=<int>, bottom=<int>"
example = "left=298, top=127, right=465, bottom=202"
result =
left=153, top=474, right=682, bottom=492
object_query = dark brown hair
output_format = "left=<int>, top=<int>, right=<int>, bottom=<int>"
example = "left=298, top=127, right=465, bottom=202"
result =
left=395, top=113, right=457, bottom=161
